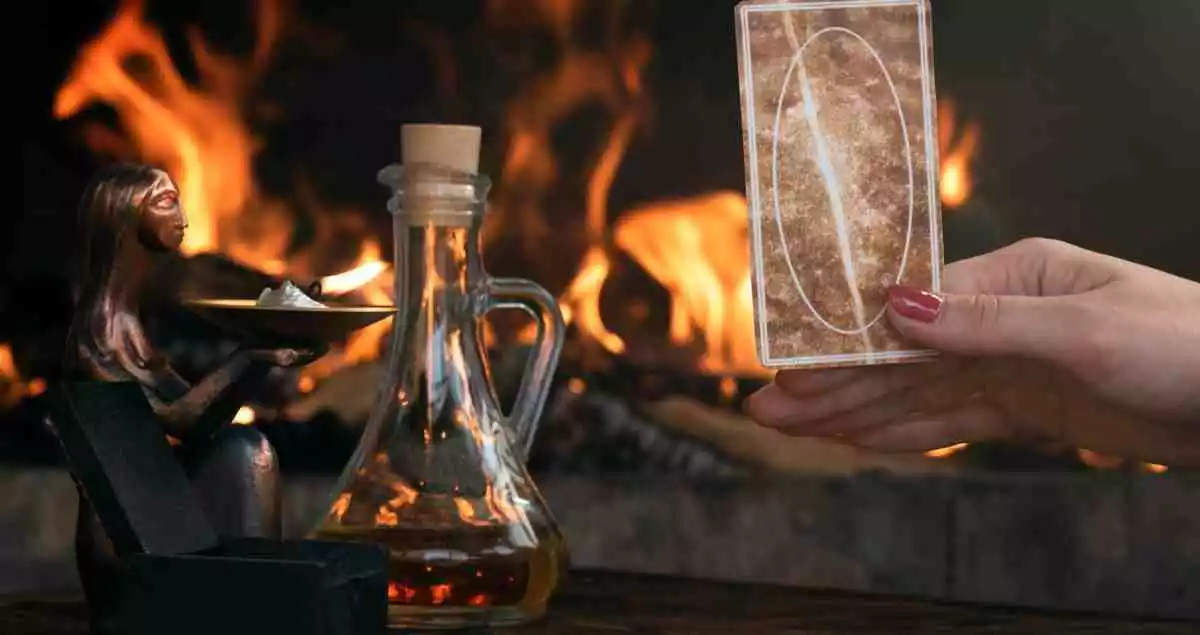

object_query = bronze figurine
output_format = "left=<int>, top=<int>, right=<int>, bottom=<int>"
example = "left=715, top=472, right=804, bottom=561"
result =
left=62, top=163, right=321, bottom=632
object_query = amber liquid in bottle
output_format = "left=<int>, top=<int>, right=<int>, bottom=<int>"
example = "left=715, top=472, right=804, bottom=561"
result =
left=318, top=525, right=565, bottom=614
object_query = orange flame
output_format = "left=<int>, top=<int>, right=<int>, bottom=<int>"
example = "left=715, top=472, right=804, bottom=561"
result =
left=0, top=344, right=46, bottom=409
left=54, top=0, right=393, bottom=396
left=388, top=582, right=416, bottom=603
left=937, top=98, right=981, bottom=209
left=49, top=0, right=1000, bottom=412
left=53, top=0, right=278, bottom=257
left=614, top=192, right=761, bottom=375
left=485, top=0, right=648, bottom=361
left=429, top=584, right=452, bottom=605
left=232, top=406, right=257, bottom=425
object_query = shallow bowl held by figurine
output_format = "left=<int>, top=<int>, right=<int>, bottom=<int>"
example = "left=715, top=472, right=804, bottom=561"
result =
left=182, top=299, right=396, bottom=345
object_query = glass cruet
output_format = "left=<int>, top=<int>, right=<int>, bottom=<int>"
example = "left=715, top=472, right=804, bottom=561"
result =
left=310, top=124, right=568, bottom=629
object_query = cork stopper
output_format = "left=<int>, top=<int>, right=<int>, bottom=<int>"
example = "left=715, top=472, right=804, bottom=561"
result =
left=401, top=124, right=481, bottom=174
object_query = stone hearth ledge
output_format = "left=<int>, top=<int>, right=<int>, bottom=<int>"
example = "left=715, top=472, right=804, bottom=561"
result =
left=0, top=468, right=1195, bottom=619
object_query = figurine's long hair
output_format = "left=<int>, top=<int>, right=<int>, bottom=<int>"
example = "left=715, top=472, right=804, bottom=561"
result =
left=65, top=163, right=164, bottom=380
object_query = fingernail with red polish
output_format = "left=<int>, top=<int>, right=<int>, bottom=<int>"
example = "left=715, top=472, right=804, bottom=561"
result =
left=888, top=286, right=943, bottom=323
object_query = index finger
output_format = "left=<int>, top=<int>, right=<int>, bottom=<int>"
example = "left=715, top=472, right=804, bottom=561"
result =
left=943, top=238, right=1117, bottom=297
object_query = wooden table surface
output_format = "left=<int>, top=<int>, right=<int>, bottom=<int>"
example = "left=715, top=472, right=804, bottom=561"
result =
left=1, top=569, right=1191, bottom=634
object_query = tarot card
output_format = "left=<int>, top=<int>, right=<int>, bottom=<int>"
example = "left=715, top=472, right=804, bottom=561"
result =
left=736, top=0, right=944, bottom=369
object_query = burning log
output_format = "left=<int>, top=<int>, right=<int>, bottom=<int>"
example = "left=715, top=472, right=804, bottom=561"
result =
left=272, top=334, right=965, bottom=478
left=532, top=386, right=748, bottom=477
left=273, top=341, right=756, bottom=477
left=640, top=397, right=959, bottom=476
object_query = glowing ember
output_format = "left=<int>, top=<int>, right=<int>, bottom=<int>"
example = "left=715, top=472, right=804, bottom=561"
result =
left=1077, top=449, right=1126, bottom=470
left=0, top=344, right=46, bottom=409
left=467, top=593, right=489, bottom=607
left=924, top=442, right=969, bottom=459
left=718, top=377, right=738, bottom=402
left=429, top=584, right=452, bottom=605
left=329, top=493, right=352, bottom=522
left=375, top=506, right=399, bottom=527
left=388, top=582, right=417, bottom=602
left=232, top=406, right=256, bottom=425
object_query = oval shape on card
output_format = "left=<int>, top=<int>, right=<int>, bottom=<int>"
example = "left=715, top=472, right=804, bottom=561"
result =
left=769, top=26, right=914, bottom=336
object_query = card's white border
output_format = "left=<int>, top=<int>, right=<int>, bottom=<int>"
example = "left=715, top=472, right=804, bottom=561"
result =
left=738, top=0, right=942, bottom=368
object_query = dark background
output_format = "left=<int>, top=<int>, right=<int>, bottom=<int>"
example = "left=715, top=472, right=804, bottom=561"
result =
left=11, top=0, right=1200, bottom=459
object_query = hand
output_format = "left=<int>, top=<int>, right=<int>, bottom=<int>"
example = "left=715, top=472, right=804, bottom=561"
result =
left=246, top=344, right=328, bottom=368
left=744, top=238, right=1200, bottom=467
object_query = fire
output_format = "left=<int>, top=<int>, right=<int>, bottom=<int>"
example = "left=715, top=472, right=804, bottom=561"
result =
left=429, top=584, right=452, bottom=605
left=53, top=0, right=276, bottom=257
left=937, top=98, right=981, bottom=209
left=614, top=192, right=760, bottom=375
left=388, top=582, right=417, bottom=603
left=375, top=506, right=399, bottom=527
left=47, top=0, right=996, bottom=416
left=42, top=0, right=1180, bottom=484
left=54, top=0, right=393, bottom=394
left=483, top=0, right=648, bottom=362
left=300, top=239, right=395, bottom=385
left=1, top=344, right=46, bottom=409
left=329, top=493, right=351, bottom=522
left=484, top=1, right=987, bottom=378
left=320, top=241, right=388, bottom=295
left=52, top=0, right=387, bottom=284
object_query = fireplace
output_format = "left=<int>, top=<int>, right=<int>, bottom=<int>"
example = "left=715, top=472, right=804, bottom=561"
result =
left=6, top=0, right=1198, bottom=618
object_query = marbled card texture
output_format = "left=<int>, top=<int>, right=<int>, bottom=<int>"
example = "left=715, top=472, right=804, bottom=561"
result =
left=736, top=0, right=944, bottom=369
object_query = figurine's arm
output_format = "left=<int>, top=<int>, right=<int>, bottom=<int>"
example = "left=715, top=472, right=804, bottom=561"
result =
left=149, top=347, right=321, bottom=445
left=147, top=349, right=271, bottom=444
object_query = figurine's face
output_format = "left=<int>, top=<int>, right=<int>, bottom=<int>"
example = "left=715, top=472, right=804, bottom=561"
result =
left=137, top=170, right=187, bottom=252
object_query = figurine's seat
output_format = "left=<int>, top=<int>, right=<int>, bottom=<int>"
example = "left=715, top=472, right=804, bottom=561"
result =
left=45, top=381, right=388, bottom=635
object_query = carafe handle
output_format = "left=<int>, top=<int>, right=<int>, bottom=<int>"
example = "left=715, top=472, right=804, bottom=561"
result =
left=482, top=277, right=565, bottom=459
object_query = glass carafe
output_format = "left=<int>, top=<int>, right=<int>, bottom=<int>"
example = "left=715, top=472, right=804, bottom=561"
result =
left=311, top=159, right=568, bottom=629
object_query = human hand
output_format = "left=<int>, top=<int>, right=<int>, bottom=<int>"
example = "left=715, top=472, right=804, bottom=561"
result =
left=744, top=238, right=1200, bottom=466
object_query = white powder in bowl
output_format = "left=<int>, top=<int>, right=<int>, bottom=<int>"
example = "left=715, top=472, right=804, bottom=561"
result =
left=256, top=281, right=326, bottom=308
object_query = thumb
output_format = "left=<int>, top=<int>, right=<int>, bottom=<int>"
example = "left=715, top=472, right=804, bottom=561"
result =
left=886, top=285, right=1083, bottom=360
